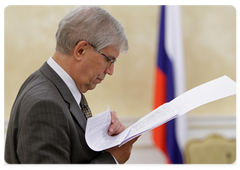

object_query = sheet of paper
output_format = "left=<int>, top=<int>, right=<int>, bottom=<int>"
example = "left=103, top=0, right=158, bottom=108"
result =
left=169, top=75, right=236, bottom=116
left=85, top=75, right=236, bottom=151
left=85, top=106, right=131, bottom=151
left=120, top=103, right=179, bottom=146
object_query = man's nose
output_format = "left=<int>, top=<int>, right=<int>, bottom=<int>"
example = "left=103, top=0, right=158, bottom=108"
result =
left=104, top=65, right=114, bottom=75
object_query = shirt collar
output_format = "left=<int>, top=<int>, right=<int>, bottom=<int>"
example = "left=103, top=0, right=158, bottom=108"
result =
left=47, top=56, right=81, bottom=105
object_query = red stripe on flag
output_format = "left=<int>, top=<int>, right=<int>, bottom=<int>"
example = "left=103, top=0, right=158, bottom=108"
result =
left=153, top=68, right=170, bottom=163
left=153, top=67, right=166, bottom=109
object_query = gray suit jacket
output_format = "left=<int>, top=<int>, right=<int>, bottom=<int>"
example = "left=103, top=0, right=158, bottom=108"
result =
left=5, top=62, right=116, bottom=164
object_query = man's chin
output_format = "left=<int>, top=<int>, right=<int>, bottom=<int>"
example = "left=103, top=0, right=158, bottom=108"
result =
left=81, top=82, right=100, bottom=93
left=87, top=84, right=98, bottom=91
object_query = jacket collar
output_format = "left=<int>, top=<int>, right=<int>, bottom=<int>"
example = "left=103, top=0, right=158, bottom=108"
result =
left=39, top=62, right=87, bottom=131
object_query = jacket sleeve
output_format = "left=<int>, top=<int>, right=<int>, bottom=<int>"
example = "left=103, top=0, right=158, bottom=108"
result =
left=16, top=99, right=117, bottom=164
left=90, top=152, right=117, bottom=164
left=17, top=100, right=71, bottom=163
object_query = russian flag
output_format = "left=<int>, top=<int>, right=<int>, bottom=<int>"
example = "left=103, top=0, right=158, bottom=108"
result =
left=153, top=5, right=187, bottom=164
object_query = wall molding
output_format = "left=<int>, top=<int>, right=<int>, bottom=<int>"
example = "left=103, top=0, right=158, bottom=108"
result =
left=4, top=113, right=236, bottom=140
left=186, top=114, right=236, bottom=140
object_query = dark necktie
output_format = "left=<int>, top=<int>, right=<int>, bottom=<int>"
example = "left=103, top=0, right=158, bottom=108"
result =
left=80, top=94, right=92, bottom=118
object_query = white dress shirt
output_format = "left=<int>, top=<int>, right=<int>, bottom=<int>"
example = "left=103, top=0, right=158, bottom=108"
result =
left=47, top=56, right=81, bottom=107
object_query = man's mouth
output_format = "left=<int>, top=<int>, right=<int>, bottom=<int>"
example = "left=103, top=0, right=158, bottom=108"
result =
left=96, top=78, right=104, bottom=83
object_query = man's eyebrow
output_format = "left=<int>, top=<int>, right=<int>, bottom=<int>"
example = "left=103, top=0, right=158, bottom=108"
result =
left=111, top=57, right=117, bottom=60
left=108, top=56, right=117, bottom=60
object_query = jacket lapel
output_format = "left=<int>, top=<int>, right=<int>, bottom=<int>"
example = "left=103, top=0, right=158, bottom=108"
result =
left=39, top=62, right=87, bottom=131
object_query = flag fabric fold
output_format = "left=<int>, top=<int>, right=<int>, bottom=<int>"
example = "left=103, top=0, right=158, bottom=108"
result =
left=153, top=5, right=187, bottom=164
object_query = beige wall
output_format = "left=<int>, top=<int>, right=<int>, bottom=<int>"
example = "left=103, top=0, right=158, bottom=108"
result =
left=4, top=5, right=236, bottom=119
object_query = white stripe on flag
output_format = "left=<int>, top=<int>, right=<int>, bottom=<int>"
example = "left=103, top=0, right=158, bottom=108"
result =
left=164, top=5, right=187, bottom=153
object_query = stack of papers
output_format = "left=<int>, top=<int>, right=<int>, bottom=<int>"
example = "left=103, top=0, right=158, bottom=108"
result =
left=85, top=75, right=236, bottom=151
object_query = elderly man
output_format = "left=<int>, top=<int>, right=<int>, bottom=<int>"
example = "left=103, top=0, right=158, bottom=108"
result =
left=5, top=6, right=138, bottom=164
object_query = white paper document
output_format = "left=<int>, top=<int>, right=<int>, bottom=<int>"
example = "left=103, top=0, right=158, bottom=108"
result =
left=85, top=75, right=236, bottom=151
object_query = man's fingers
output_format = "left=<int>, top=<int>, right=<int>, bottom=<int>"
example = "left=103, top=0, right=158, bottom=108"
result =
left=108, top=121, right=125, bottom=136
left=108, top=111, right=125, bottom=136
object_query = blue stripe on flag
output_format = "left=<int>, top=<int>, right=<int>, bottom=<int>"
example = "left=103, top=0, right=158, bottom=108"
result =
left=158, top=5, right=183, bottom=164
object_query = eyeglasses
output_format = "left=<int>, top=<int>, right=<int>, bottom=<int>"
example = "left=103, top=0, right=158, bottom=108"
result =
left=89, top=43, right=117, bottom=67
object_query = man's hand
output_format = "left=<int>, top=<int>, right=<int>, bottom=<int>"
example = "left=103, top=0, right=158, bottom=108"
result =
left=108, top=111, right=125, bottom=136
left=106, top=136, right=140, bottom=164
left=106, top=111, right=140, bottom=164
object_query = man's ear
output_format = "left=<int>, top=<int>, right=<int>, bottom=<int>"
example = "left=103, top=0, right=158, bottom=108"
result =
left=73, top=41, right=88, bottom=61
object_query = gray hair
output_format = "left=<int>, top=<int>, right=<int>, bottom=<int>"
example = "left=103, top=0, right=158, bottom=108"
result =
left=55, top=6, right=129, bottom=55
